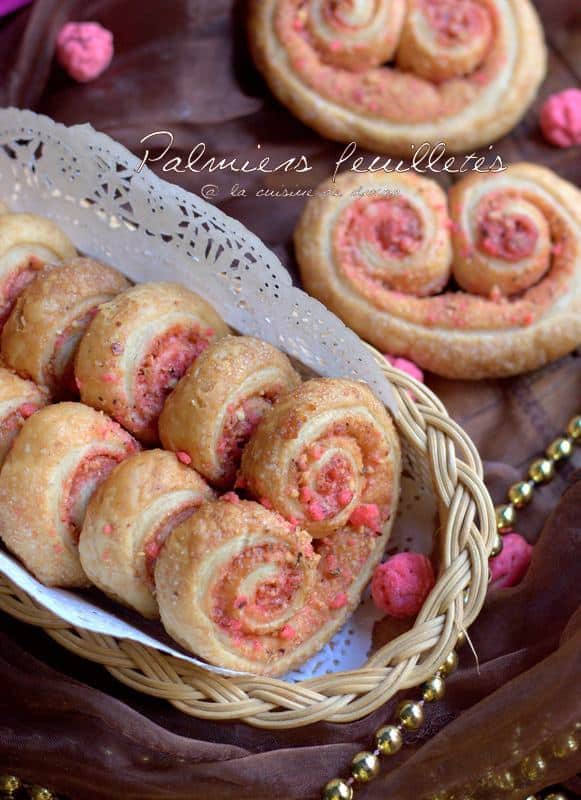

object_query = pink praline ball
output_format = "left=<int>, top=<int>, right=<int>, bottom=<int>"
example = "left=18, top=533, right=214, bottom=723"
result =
left=385, top=355, right=424, bottom=384
left=371, top=552, right=435, bottom=618
left=56, top=21, right=114, bottom=83
left=489, top=532, right=533, bottom=590
left=539, top=88, right=581, bottom=148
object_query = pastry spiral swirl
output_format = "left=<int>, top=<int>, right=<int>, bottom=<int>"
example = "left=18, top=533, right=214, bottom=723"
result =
left=0, top=367, right=47, bottom=468
left=249, top=0, right=546, bottom=153
left=159, top=336, right=301, bottom=488
left=295, top=165, right=581, bottom=379
left=79, top=450, right=214, bottom=618
left=75, top=282, right=229, bottom=443
left=0, top=402, right=139, bottom=587
left=0, top=213, right=77, bottom=331
left=2, top=258, right=130, bottom=397
left=155, top=496, right=396, bottom=676
left=240, top=377, right=400, bottom=538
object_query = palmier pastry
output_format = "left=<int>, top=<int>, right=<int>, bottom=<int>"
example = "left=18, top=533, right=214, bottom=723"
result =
left=79, top=450, right=214, bottom=618
left=75, top=282, right=229, bottom=443
left=0, top=367, right=47, bottom=467
left=0, top=213, right=77, bottom=330
left=159, top=336, right=301, bottom=488
left=248, top=0, right=546, bottom=154
left=240, top=377, right=401, bottom=538
left=2, top=258, right=130, bottom=397
left=0, top=402, right=139, bottom=587
left=156, top=496, right=399, bottom=675
left=295, top=166, right=581, bottom=379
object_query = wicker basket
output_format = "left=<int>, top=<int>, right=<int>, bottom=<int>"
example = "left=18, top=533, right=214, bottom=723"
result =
left=0, top=109, right=495, bottom=729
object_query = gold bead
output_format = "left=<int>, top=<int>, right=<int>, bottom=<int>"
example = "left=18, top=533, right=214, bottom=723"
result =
left=350, top=751, right=380, bottom=783
left=520, top=754, right=546, bottom=782
left=490, top=532, right=504, bottom=558
left=529, top=457, right=555, bottom=484
left=567, top=415, right=581, bottom=442
left=422, top=675, right=445, bottom=702
left=456, top=630, right=466, bottom=648
left=508, top=480, right=534, bottom=508
left=553, top=732, right=578, bottom=758
left=545, top=794, right=568, bottom=800
left=495, top=503, right=516, bottom=532
left=375, top=724, right=403, bottom=755
left=31, top=787, right=54, bottom=800
left=522, top=796, right=539, bottom=800
left=0, top=775, right=21, bottom=795
left=492, top=769, right=515, bottom=790
left=546, top=436, right=573, bottom=462
left=322, top=777, right=353, bottom=800
left=438, top=650, right=459, bottom=677
left=397, top=700, right=424, bottom=731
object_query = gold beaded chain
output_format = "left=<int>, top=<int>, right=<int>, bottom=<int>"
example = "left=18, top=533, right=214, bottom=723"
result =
left=0, top=779, right=56, bottom=800
left=490, top=414, right=580, bottom=558
left=1, top=419, right=579, bottom=800
left=322, top=414, right=580, bottom=800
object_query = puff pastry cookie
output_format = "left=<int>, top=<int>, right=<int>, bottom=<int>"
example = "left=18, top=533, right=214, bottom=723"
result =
left=2, top=258, right=130, bottom=397
left=0, top=402, right=139, bottom=586
left=155, top=495, right=398, bottom=676
left=295, top=165, right=581, bottom=379
left=249, top=0, right=547, bottom=154
left=0, top=367, right=47, bottom=468
left=159, top=336, right=301, bottom=488
left=241, top=377, right=400, bottom=538
left=79, top=450, right=214, bottom=618
left=75, top=282, right=229, bottom=443
left=0, top=213, right=77, bottom=330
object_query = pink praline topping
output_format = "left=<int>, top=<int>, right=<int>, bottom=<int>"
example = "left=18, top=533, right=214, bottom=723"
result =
left=56, top=21, right=114, bottom=84
left=539, top=89, right=581, bottom=148
left=489, top=532, right=533, bottom=590
left=371, top=552, right=435, bottom=618
left=385, top=355, right=425, bottom=384
left=176, top=451, right=192, bottom=465
left=349, top=503, right=381, bottom=532
left=329, top=592, right=348, bottom=610
left=221, top=491, right=240, bottom=504
left=280, top=624, right=297, bottom=640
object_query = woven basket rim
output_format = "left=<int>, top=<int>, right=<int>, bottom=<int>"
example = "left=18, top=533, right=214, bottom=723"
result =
left=0, top=351, right=495, bottom=729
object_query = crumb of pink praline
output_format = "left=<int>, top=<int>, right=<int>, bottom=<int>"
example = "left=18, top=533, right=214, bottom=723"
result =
left=539, top=89, right=581, bottom=148
left=372, top=552, right=435, bottom=618
left=56, top=21, right=114, bottom=83
left=489, top=532, right=533, bottom=590
left=349, top=503, right=381, bottom=532
left=385, top=354, right=425, bottom=384
left=221, top=491, right=240, bottom=504
left=175, top=451, right=192, bottom=465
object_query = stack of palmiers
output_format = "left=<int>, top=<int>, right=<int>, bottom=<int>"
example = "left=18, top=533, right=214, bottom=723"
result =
left=0, top=210, right=401, bottom=676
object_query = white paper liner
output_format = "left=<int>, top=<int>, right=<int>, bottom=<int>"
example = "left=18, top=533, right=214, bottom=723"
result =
left=0, top=107, right=437, bottom=681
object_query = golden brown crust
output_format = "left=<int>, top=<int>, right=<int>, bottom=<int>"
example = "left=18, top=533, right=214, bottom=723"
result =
left=0, top=402, right=139, bottom=587
left=75, top=282, right=229, bottom=443
left=241, top=377, right=401, bottom=538
left=153, top=499, right=317, bottom=675
left=79, top=450, right=214, bottom=618
left=295, top=165, right=581, bottom=379
left=248, top=0, right=546, bottom=154
left=0, top=366, right=48, bottom=467
left=1, top=258, right=130, bottom=396
left=0, top=213, right=77, bottom=329
left=159, top=335, right=301, bottom=487
left=155, top=494, right=399, bottom=676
